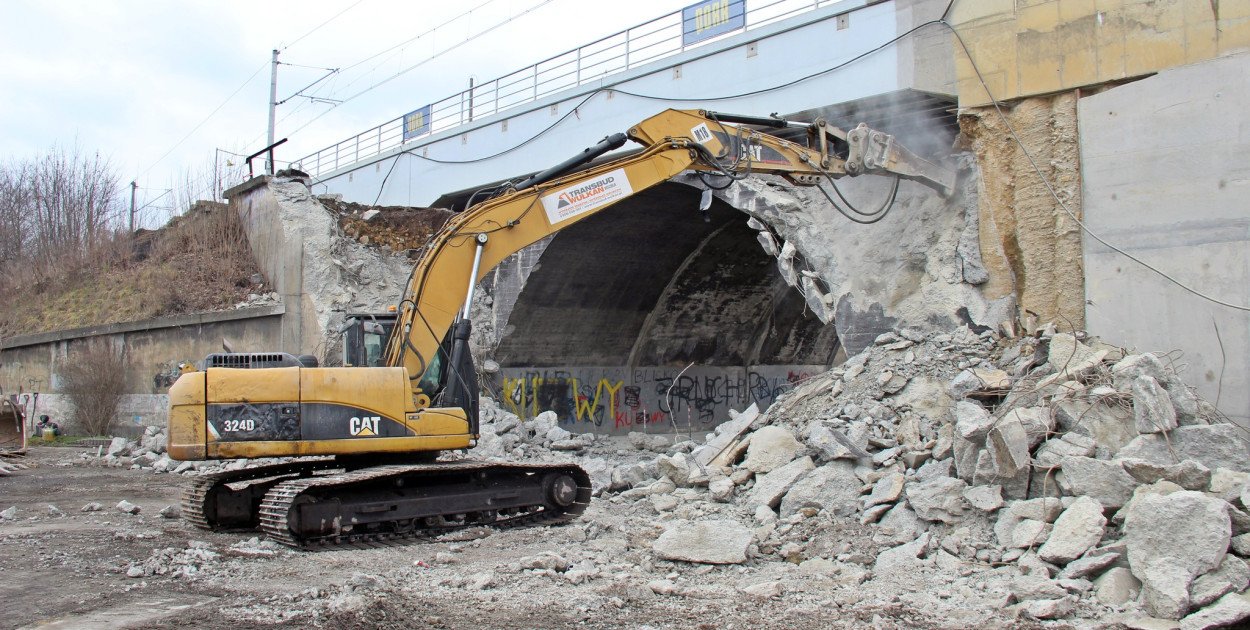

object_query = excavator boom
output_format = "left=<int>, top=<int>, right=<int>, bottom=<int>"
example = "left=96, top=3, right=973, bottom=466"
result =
left=387, top=109, right=956, bottom=399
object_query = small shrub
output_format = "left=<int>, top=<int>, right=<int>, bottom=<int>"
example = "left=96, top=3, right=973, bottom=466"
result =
left=58, top=342, right=127, bottom=436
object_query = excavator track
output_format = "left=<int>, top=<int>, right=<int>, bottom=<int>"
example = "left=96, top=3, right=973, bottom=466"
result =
left=256, top=461, right=591, bottom=549
left=181, top=459, right=340, bottom=531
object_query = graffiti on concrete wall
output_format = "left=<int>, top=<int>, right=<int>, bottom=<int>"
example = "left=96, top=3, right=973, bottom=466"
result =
left=494, top=365, right=824, bottom=435
left=152, top=360, right=185, bottom=392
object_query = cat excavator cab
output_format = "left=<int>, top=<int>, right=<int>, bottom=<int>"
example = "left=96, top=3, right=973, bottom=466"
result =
left=167, top=109, right=956, bottom=548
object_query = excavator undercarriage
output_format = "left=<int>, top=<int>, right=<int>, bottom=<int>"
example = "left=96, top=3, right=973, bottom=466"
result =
left=183, top=458, right=590, bottom=549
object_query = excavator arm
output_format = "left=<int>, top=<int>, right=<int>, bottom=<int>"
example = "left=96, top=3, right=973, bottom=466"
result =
left=386, top=109, right=955, bottom=415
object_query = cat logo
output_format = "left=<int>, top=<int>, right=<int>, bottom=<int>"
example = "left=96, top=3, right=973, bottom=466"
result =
left=349, top=416, right=381, bottom=437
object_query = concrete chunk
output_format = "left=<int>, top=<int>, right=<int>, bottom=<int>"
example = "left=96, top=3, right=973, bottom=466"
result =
left=1094, top=566, right=1142, bottom=606
left=1134, top=375, right=1178, bottom=434
left=987, top=415, right=1031, bottom=476
left=1118, top=425, right=1250, bottom=473
left=1123, top=491, right=1232, bottom=619
left=743, top=426, right=802, bottom=473
left=746, top=456, right=814, bottom=510
left=954, top=401, right=995, bottom=443
left=906, top=476, right=970, bottom=524
left=780, top=459, right=861, bottom=518
left=864, top=473, right=906, bottom=509
left=1140, top=556, right=1194, bottom=620
left=1038, top=496, right=1107, bottom=565
left=652, top=520, right=753, bottom=565
left=1060, top=456, right=1141, bottom=508
left=1035, top=433, right=1097, bottom=469
left=1189, top=555, right=1250, bottom=608
left=1180, top=591, right=1250, bottom=630
left=1121, top=458, right=1211, bottom=491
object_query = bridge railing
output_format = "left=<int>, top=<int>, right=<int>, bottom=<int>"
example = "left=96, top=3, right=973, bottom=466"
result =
left=293, top=0, right=844, bottom=178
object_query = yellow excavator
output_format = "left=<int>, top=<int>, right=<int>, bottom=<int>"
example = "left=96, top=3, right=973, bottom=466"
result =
left=167, top=109, right=956, bottom=548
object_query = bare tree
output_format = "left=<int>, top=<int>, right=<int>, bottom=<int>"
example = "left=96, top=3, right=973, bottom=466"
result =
left=57, top=340, right=127, bottom=436
left=0, top=144, right=123, bottom=287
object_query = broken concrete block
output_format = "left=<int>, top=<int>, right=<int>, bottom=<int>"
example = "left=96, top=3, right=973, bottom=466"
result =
left=987, top=415, right=1031, bottom=476
left=1169, top=383, right=1201, bottom=427
left=860, top=503, right=893, bottom=525
left=107, top=437, right=130, bottom=457
left=652, top=520, right=752, bottom=565
left=1094, top=566, right=1142, bottom=606
left=1208, top=469, right=1250, bottom=502
left=656, top=453, right=705, bottom=487
left=744, top=426, right=802, bottom=473
left=1009, top=497, right=1065, bottom=523
left=779, top=459, right=861, bottom=518
left=610, top=463, right=652, bottom=491
left=1024, top=595, right=1077, bottom=620
left=1012, top=519, right=1053, bottom=549
left=906, top=476, right=970, bottom=524
left=952, top=434, right=980, bottom=482
left=916, top=458, right=954, bottom=482
left=1034, top=433, right=1097, bottom=469
left=359, top=209, right=381, bottom=221
left=1118, top=424, right=1250, bottom=473
left=1118, top=458, right=1210, bottom=492
left=1112, top=352, right=1169, bottom=390
left=520, top=552, right=571, bottom=572
left=745, top=456, right=814, bottom=510
left=873, top=532, right=930, bottom=575
left=963, top=484, right=1004, bottom=512
left=1003, top=407, right=1054, bottom=449
left=873, top=502, right=925, bottom=547
left=954, top=401, right=995, bottom=443
left=1060, top=456, right=1140, bottom=508
left=708, top=477, right=735, bottom=503
left=863, top=473, right=906, bottom=509
left=1011, top=575, right=1068, bottom=601
left=1232, top=533, right=1250, bottom=557
left=1058, top=552, right=1120, bottom=580
left=1018, top=552, right=1057, bottom=578
left=1038, top=496, right=1106, bottom=565
left=1140, top=556, right=1195, bottom=620
left=1046, top=333, right=1107, bottom=382
left=1123, top=491, right=1232, bottom=618
left=1180, top=591, right=1250, bottom=630
left=1189, top=554, right=1250, bottom=608
left=1058, top=398, right=1140, bottom=455
left=1134, top=375, right=1179, bottom=434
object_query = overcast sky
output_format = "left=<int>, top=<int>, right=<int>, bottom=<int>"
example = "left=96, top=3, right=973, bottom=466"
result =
left=0, top=0, right=695, bottom=225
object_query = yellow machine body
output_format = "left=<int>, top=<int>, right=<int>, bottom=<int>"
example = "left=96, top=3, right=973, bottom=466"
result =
left=167, top=366, right=471, bottom=461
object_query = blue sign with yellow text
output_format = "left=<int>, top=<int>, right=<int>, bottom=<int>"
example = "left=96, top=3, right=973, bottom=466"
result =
left=403, top=105, right=432, bottom=140
left=682, top=0, right=746, bottom=46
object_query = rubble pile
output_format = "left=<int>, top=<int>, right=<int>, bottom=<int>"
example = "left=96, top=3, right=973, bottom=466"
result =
left=471, top=326, right=1250, bottom=627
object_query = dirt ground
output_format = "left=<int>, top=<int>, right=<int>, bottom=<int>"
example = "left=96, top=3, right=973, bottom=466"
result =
left=0, top=447, right=1044, bottom=630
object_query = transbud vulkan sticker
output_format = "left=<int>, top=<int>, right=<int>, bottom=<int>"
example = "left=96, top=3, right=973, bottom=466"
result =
left=540, top=167, right=634, bottom=225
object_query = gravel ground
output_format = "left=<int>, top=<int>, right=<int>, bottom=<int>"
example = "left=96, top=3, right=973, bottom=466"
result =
left=0, top=446, right=1056, bottom=630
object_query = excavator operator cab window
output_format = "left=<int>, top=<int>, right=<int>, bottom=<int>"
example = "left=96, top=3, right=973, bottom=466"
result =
left=342, top=314, right=397, bottom=368
left=363, top=332, right=384, bottom=367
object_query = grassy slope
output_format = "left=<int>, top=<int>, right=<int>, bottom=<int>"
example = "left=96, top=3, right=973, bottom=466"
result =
left=0, top=207, right=263, bottom=338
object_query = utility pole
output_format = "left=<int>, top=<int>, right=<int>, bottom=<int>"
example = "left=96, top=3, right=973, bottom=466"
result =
left=129, top=181, right=137, bottom=233
left=267, top=49, right=279, bottom=175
